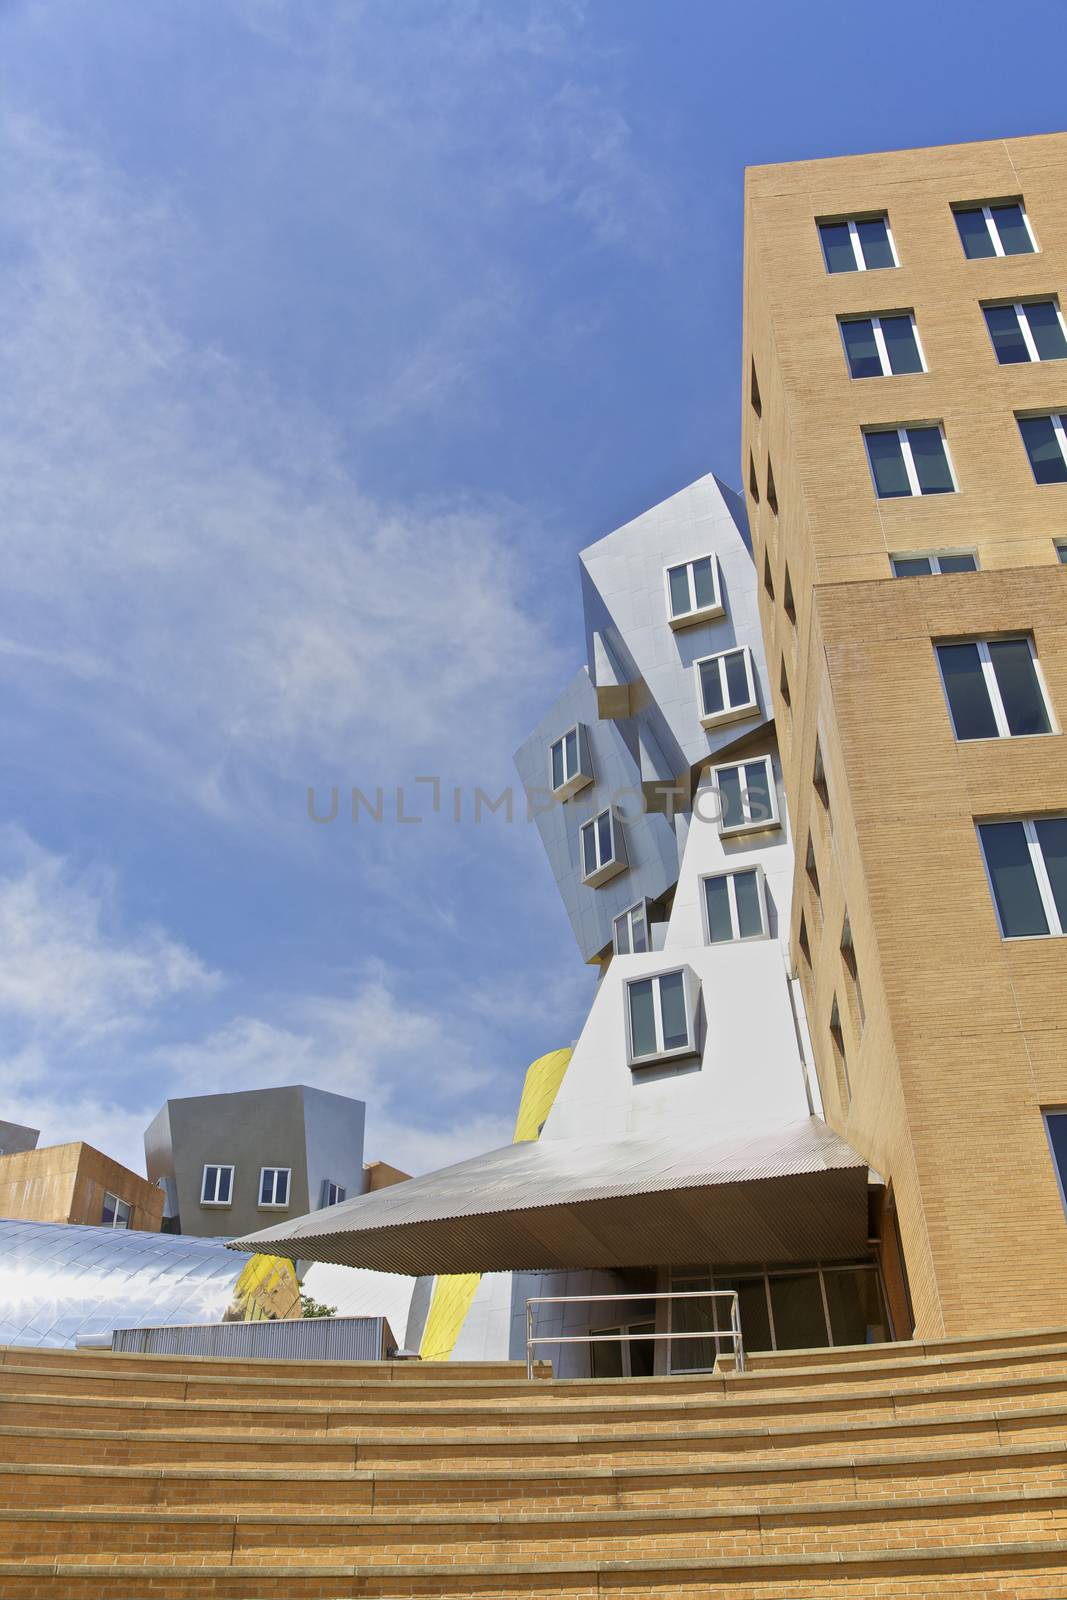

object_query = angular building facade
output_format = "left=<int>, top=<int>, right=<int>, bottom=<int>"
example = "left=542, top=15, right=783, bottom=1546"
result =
left=239, top=475, right=893, bottom=1370
left=742, top=131, right=1067, bottom=1340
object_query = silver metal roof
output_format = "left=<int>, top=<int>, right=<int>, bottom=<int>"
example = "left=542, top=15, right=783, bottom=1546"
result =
left=232, top=1118, right=870, bottom=1275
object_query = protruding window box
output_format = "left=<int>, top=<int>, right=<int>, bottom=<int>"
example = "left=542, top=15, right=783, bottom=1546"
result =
left=695, top=647, right=759, bottom=729
left=712, top=755, right=780, bottom=837
left=549, top=724, right=593, bottom=801
left=580, top=807, right=626, bottom=888
left=665, top=553, right=724, bottom=629
left=625, top=966, right=700, bottom=1070
left=614, top=898, right=653, bottom=956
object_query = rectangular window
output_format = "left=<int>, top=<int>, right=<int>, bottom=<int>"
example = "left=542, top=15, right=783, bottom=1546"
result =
left=954, top=201, right=1036, bottom=260
left=865, top=426, right=955, bottom=497
left=829, top=996, right=851, bottom=1106
left=625, top=968, right=697, bottom=1067
left=695, top=646, right=758, bottom=728
left=891, top=550, right=978, bottom=577
left=614, top=899, right=651, bottom=956
left=101, top=1192, right=131, bottom=1229
left=259, top=1167, right=291, bottom=1208
left=1018, top=414, right=1067, bottom=484
left=580, top=807, right=626, bottom=887
left=1056, top=540, right=1067, bottom=565
left=978, top=818, right=1067, bottom=938
left=548, top=723, right=592, bottom=799
left=840, top=314, right=924, bottom=379
left=936, top=638, right=1052, bottom=740
left=713, top=756, right=778, bottom=836
left=702, top=869, right=768, bottom=944
left=819, top=215, right=897, bottom=274
left=201, top=1164, right=234, bottom=1206
left=665, top=553, right=723, bottom=627
left=1044, top=1112, right=1067, bottom=1220
left=840, top=914, right=865, bottom=1030
left=320, top=1179, right=346, bottom=1207
left=984, top=301, right=1067, bottom=365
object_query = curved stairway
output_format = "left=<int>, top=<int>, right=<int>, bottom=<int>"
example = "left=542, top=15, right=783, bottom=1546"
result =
left=1, top=1329, right=1066, bottom=1597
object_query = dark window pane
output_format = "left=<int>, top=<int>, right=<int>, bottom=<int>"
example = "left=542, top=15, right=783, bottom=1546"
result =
left=823, top=1268, right=890, bottom=1345
left=819, top=221, right=856, bottom=273
left=691, top=556, right=716, bottom=610
left=1026, top=301, right=1067, bottom=361
left=991, top=203, right=1033, bottom=256
left=893, top=556, right=933, bottom=577
left=1048, top=1114, right=1067, bottom=1207
left=1035, top=819, right=1067, bottom=929
left=733, top=870, right=764, bottom=938
left=551, top=740, right=564, bottom=790
left=856, top=216, right=894, bottom=269
left=769, top=1272, right=829, bottom=1349
left=938, top=643, right=998, bottom=739
left=867, top=430, right=910, bottom=497
left=1058, top=544, right=1067, bottom=565
left=658, top=970, right=689, bottom=1051
left=613, top=913, right=630, bottom=955
left=628, top=980, right=657, bottom=1058
left=743, top=760, right=774, bottom=827
left=631, top=906, right=648, bottom=954
left=716, top=767, right=742, bottom=828
left=219, top=1168, right=231, bottom=1203
left=260, top=1171, right=272, bottom=1205
left=985, top=304, right=1029, bottom=364
left=671, top=1277, right=715, bottom=1372
left=582, top=822, right=597, bottom=878
left=628, top=1321, right=656, bottom=1377
left=988, top=639, right=1050, bottom=736
left=597, top=809, right=613, bottom=864
left=564, top=728, right=577, bottom=778
left=590, top=1331, right=624, bottom=1378
left=1019, top=416, right=1067, bottom=483
left=938, top=553, right=978, bottom=573
left=704, top=876, right=734, bottom=943
left=956, top=208, right=995, bottom=259
left=980, top=822, right=1049, bottom=937
left=908, top=427, right=954, bottom=493
left=723, top=650, right=751, bottom=707
left=667, top=563, right=691, bottom=617
left=841, top=318, right=882, bottom=378
left=714, top=1275, right=772, bottom=1354
left=881, top=315, right=923, bottom=374
left=699, top=658, right=725, bottom=717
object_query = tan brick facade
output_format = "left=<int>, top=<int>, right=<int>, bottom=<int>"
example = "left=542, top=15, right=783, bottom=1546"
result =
left=0, top=1142, right=163, bottom=1231
left=742, top=133, right=1067, bottom=1339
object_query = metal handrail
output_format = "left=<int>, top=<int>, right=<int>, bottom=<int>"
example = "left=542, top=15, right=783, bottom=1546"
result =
left=524, top=1289, right=743, bottom=1379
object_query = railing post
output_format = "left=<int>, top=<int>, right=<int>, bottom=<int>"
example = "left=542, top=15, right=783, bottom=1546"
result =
left=526, top=1299, right=533, bottom=1380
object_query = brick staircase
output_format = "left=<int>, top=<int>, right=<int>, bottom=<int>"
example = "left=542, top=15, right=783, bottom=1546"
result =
left=1, top=1329, right=1066, bottom=1598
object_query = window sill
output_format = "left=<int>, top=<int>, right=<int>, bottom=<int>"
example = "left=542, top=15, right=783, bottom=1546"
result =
left=699, top=699, right=759, bottom=731
left=552, top=771, right=593, bottom=803
left=258, top=1203, right=291, bottom=1212
left=628, top=1043, right=699, bottom=1071
left=719, top=818, right=780, bottom=838
left=669, top=602, right=725, bottom=631
left=200, top=1202, right=232, bottom=1209
left=582, top=857, right=627, bottom=889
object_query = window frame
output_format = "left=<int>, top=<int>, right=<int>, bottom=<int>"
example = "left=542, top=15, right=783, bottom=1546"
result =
left=613, top=898, right=653, bottom=957
left=694, top=645, right=759, bottom=729
left=935, top=635, right=1054, bottom=742
left=102, top=1191, right=132, bottom=1229
left=1056, top=540, right=1067, bottom=565
left=259, top=1166, right=292, bottom=1210
left=891, top=549, right=978, bottom=577
left=982, top=299, right=1067, bottom=365
left=624, top=966, right=699, bottom=1069
left=1043, top=1109, right=1067, bottom=1221
left=700, top=866, right=769, bottom=946
left=839, top=312, right=926, bottom=379
left=864, top=424, right=957, bottom=498
left=663, top=551, right=724, bottom=629
left=200, top=1163, right=234, bottom=1208
left=320, top=1179, right=346, bottom=1208
left=580, top=806, right=627, bottom=888
left=954, top=200, right=1038, bottom=259
left=818, top=213, right=899, bottom=273
left=977, top=817, right=1067, bottom=940
left=1017, top=412, right=1067, bottom=484
left=712, top=754, right=780, bottom=838
left=548, top=722, right=593, bottom=801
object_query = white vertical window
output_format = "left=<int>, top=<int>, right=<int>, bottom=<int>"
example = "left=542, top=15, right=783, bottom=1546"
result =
left=549, top=724, right=592, bottom=799
left=1018, top=414, right=1067, bottom=484
left=712, top=756, right=779, bottom=836
left=665, top=553, right=723, bottom=626
left=625, top=969, right=698, bottom=1067
left=320, top=1180, right=346, bottom=1207
left=978, top=819, right=1067, bottom=939
left=839, top=314, right=925, bottom=378
left=702, top=869, right=768, bottom=944
left=983, top=301, right=1067, bottom=365
left=954, top=202, right=1037, bottom=259
left=201, top=1164, right=234, bottom=1206
left=695, top=647, right=758, bottom=727
left=936, top=638, right=1052, bottom=741
left=864, top=426, right=956, bottom=497
left=102, top=1192, right=131, bottom=1229
left=580, top=807, right=626, bottom=887
left=818, top=215, right=897, bottom=273
left=613, top=900, right=651, bottom=956
left=259, top=1167, right=291, bottom=1208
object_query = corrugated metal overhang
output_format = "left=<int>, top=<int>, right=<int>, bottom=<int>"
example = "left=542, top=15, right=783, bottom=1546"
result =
left=229, top=1118, right=872, bottom=1275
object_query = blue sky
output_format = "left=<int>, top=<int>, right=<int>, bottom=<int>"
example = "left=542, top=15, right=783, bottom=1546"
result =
left=2, top=0, right=1065, bottom=1178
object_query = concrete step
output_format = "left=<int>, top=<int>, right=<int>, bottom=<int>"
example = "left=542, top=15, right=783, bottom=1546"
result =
left=2, top=1437, right=1065, bottom=1514
left=2, top=1540, right=1066, bottom=1599
left=0, top=1346, right=547, bottom=1383
left=716, top=1325, right=1067, bottom=1372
